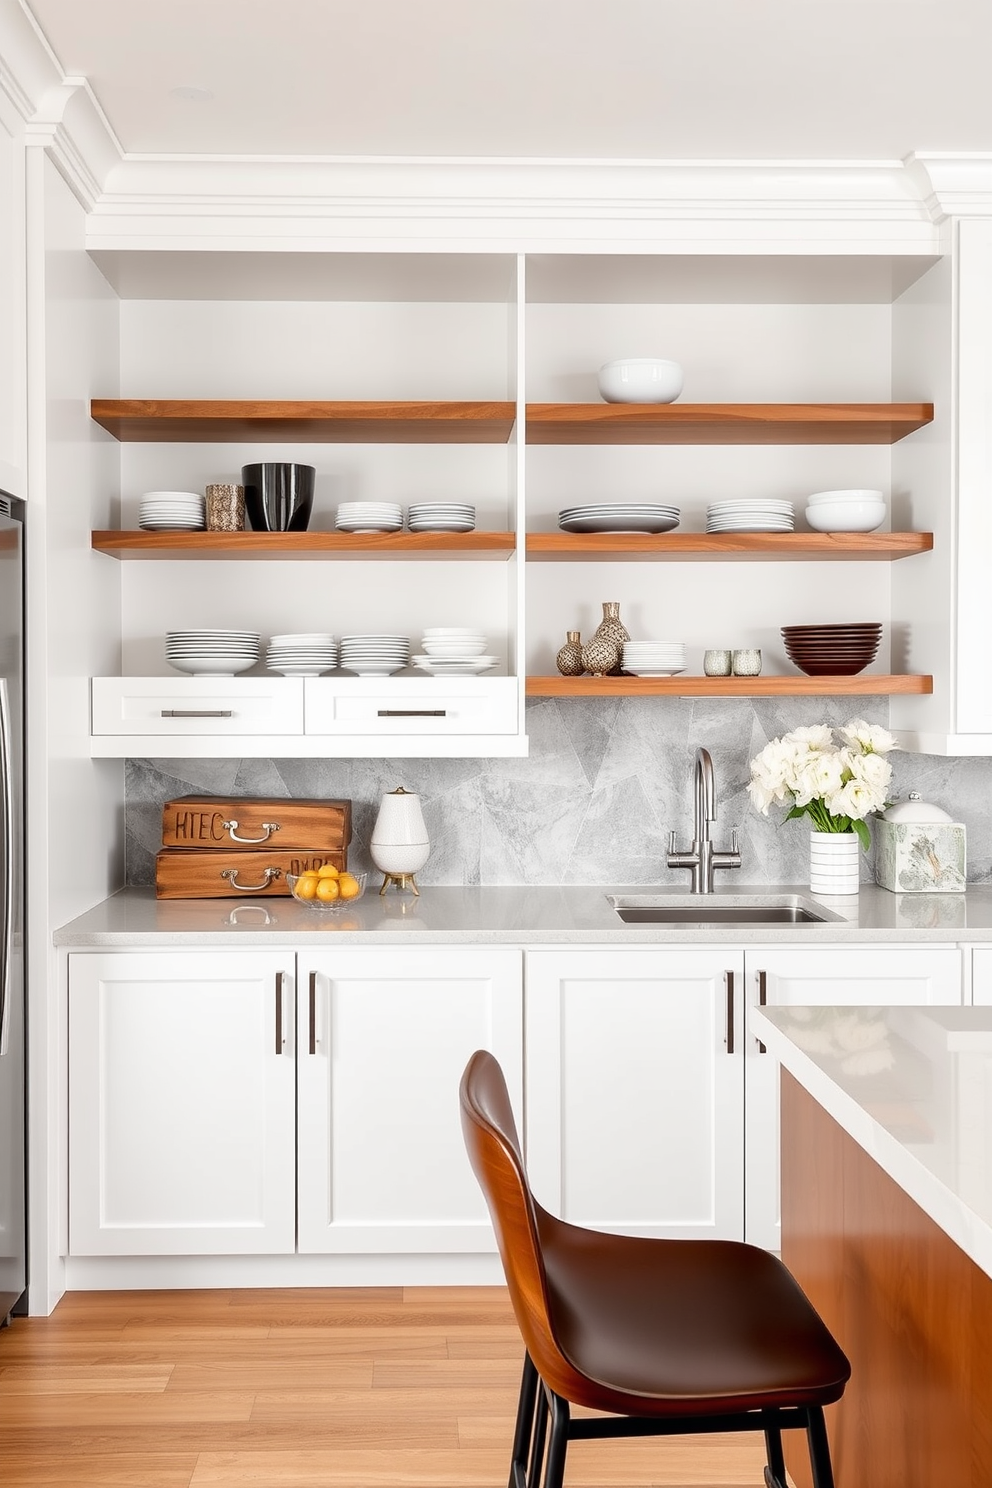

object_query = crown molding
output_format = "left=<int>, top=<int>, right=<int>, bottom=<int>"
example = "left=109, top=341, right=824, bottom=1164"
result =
left=905, top=153, right=992, bottom=221
left=25, top=78, right=122, bottom=210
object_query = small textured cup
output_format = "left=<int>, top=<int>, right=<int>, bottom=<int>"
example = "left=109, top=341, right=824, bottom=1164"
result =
left=205, top=483, right=245, bottom=532
left=732, top=648, right=762, bottom=677
left=703, top=649, right=733, bottom=677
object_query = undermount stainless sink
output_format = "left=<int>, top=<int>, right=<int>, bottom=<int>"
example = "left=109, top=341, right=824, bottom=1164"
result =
left=608, top=893, right=846, bottom=926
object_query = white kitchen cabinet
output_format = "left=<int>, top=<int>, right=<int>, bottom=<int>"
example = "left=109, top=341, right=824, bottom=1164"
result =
left=743, top=943, right=964, bottom=1249
left=524, top=948, right=745, bottom=1241
left=0, top=92, right=25, bottom=499
left=296, top=946, right=522, bottom=1254
left=68, top=950, right=297, bottom=1256
left=970, top=948, right=992, bottom=1005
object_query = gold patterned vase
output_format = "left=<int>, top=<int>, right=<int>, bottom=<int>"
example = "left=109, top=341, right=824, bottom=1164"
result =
left=556, top=631, right=585, bottom=676
left=593, top=601, right=630, bottom=675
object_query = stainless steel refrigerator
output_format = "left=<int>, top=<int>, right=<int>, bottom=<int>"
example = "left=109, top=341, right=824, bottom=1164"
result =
left=0, top=494, right=25, bottom=1320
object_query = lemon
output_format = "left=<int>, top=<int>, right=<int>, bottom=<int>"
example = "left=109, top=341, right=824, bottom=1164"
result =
left=317, top=863, right=340, bottom=880
left=337, top=872, right=362, bottom=900
left=293, top=873, right=319, bottom=900
left=315, top=877, right=340, bottom=902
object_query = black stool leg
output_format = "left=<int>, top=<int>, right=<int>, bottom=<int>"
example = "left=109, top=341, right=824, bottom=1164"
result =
left=542, top=1391, right=570, bottom=1488
left=508, top=1353, right=539, bottom=1488
left=806, top=1406, right=836, bottom=1488
left=762, top=1408, right=787, bottom=1488
left=526, top=1380, right=550, bottom=1488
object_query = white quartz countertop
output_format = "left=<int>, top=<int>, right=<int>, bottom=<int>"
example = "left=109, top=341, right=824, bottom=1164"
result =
left=54, top=881, right=992, bottom=946
left=752, top=1002, right=992, bottom=1283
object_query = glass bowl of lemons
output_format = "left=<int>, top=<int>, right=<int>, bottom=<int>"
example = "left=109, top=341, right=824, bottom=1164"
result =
left=287, top=866, right=366, bottom=910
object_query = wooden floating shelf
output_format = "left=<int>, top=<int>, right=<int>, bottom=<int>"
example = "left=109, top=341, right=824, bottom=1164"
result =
left=525, top=402, right=934, bottom=445
left=90, top=399, right=933, bottom=447
left=91, top=531, right=517, bottom=560
left=526, top=532, right=933, bottom=561
left=526, top=675, right=933, bottom=698
left=90, top=399, right=517, bottom=444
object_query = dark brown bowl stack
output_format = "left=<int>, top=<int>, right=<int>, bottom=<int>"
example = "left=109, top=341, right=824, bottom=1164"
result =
left=781, top=622, right=882, bottom=676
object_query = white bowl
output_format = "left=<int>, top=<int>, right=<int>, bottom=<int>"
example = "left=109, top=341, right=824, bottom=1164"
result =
left=806, top=488, right=885, bottom=505
left=597, top=358, right=684, bottom=404
left=805, top=501, right=886, bottom=532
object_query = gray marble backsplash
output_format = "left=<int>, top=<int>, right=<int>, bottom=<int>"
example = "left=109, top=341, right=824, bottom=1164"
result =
left=124, top=697, right=992, bottom=887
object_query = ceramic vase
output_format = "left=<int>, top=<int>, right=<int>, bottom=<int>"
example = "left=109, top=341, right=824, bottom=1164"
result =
left=809, top=830, right=860, bottom=896
left=581, top=632, right=620, bottom=676
left=592, top=601, right=630, bottom=676
left=371, top=786, right=430, bottom=894
left=556, top=631, right=585, bottom=676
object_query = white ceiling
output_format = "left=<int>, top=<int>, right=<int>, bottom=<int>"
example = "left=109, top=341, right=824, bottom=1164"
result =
left=21, top=0, right=992, bottom=162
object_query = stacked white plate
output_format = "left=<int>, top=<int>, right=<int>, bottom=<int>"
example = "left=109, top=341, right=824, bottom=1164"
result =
left=139, top=491, right=205, bottom=531
left=559, top=504, right=680, bottom=534
left=339, top=634, right=410, bottom=676
left=621, top=641, right=687, bottom=677
left=407, top=503, right=476, bottom=532
left=265, top=632, right=338, bottom=676
left=412, top=628, right=498, bottom=676
left=706, top=499, right=795, bottom=532
left=335, top=502, right=403, bottom=533
left=165, top=628, right=260, bottom=677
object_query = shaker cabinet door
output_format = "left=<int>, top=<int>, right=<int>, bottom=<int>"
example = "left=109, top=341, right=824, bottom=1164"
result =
left=68, top=951, right=297, bottom=1256
left=296, top=947, right=522, bottom=1254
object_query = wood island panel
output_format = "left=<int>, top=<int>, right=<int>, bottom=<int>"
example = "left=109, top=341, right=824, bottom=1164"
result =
left=781, top=1071, right=992, bottom=1488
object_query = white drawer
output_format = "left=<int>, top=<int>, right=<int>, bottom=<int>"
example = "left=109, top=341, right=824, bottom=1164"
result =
left=304, top=677, right=518, bottom=735
left=91, top=677, right=305, bottom=736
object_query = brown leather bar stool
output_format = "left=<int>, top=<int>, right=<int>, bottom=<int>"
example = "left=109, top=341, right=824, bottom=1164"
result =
left=460, top=1049, right=850, bottom=1488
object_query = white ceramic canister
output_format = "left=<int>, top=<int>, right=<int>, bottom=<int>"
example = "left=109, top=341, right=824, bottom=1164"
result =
left=874, top=793, right=966, bottom=893
left=370, top=786, right=430, bottom=878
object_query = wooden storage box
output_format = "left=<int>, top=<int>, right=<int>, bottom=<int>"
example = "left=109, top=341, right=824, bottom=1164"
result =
left=162, top=795, right=351, bottom=853
left=155, top=847, right=347, bottom=899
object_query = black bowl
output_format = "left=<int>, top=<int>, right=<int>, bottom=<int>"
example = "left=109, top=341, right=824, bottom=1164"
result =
left=242, top=463, right=315, bottom=532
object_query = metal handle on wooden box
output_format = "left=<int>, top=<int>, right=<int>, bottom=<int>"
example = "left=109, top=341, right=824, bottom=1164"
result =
left=725, top=970, right=735, bottom=1055
left=376, top=709, right=447, bottom=717
left=275, top=970, right=285, bottom=1055
left=220, top=866, right=281, bottom=892
left=308, top=971, right=317, bottom=1055
left=756, top=969, right=767, bottom=1054
left=222, top=818, right=280, bottom=844
left=160, top=709, right=233, bottom=718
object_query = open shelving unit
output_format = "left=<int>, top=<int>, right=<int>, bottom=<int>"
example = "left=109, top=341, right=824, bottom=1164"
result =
left=91, top=531, right=516, bottom=560
left=526, top=675, right=933, bottom=698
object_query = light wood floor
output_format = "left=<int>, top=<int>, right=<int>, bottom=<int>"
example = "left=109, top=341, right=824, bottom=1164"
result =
left=0, top=1287, right=767, bottom=1487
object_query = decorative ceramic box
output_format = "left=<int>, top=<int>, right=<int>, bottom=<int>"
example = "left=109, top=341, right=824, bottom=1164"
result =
left=874, top=794, right=966, bottom=893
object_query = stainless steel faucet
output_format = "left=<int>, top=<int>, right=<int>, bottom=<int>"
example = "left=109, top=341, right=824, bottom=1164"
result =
left=667, top=746, right=742, bottom=893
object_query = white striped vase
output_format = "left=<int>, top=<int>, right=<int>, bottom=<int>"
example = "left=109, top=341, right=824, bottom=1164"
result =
left=809, top=830, right=860, bottom=896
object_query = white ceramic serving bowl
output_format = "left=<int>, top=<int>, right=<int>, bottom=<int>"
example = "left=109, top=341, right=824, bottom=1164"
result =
left=806, top=488, right=884, bottom=505
left=805, top=501, right=886, bottom=532
left=597, top=358, right=684, bottom=404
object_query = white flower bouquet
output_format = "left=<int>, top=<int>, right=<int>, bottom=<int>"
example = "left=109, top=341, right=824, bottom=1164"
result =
left=747, top=719, right=898, bottom=850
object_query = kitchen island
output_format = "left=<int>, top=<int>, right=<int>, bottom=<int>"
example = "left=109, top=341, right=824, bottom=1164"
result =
left=752, top=1002, right=992, bottom=1488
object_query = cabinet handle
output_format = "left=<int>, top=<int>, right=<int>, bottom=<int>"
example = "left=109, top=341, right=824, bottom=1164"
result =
left=725, top=970, right=735, bottom=1055
left=222, top=818, right=280, bottom=844
left=756, top=969, right=767, bottom=1054
left=160, top=709, right=233, bottom=718
left=376, top=709, right=447, bottom=717
left=309, top=970, right=317, bottom=1055
left=220, top=867, right=281, bottom=892
left=275, top=970, right=285, bottom=1055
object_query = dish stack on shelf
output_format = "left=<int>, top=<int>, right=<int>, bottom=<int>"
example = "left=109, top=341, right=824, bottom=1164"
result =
left=412, top=628, right=498, bottom=676
left=803, top=489, right=887, bottom=533
left=165, top=629, right=260, bottom=677
left=335, top=502, right=403, bottom=533
left=781, top=623, right=882, bottom=676
left=620, top=641, right=687, bottom=677
left=407, top=503, right=476, bottom=532
left=139, top=491, right=205, bottom=531
left=706, top=499, right=795, bottom=533
left=338, top=634, right=410, bottom=676
left=558, top=503, right=680, bottom=534
left=265, top=633, right=338, bottom=676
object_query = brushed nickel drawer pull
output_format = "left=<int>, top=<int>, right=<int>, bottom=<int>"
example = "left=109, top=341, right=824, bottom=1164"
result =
left=725, top=970, right=735, bottom=1055
left=222, top=818, right=281, bottom=844
left=376, top=709, right=447, bottom=717
left=220, top=866, right=281, bottom=892
left=275, top=970, right=284, bottom=1055
left=160, top=709, right=233, bottom=718
left=309, top=971, right=317, bottom=1055
left=756, top=969, right=767, bottom=1054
